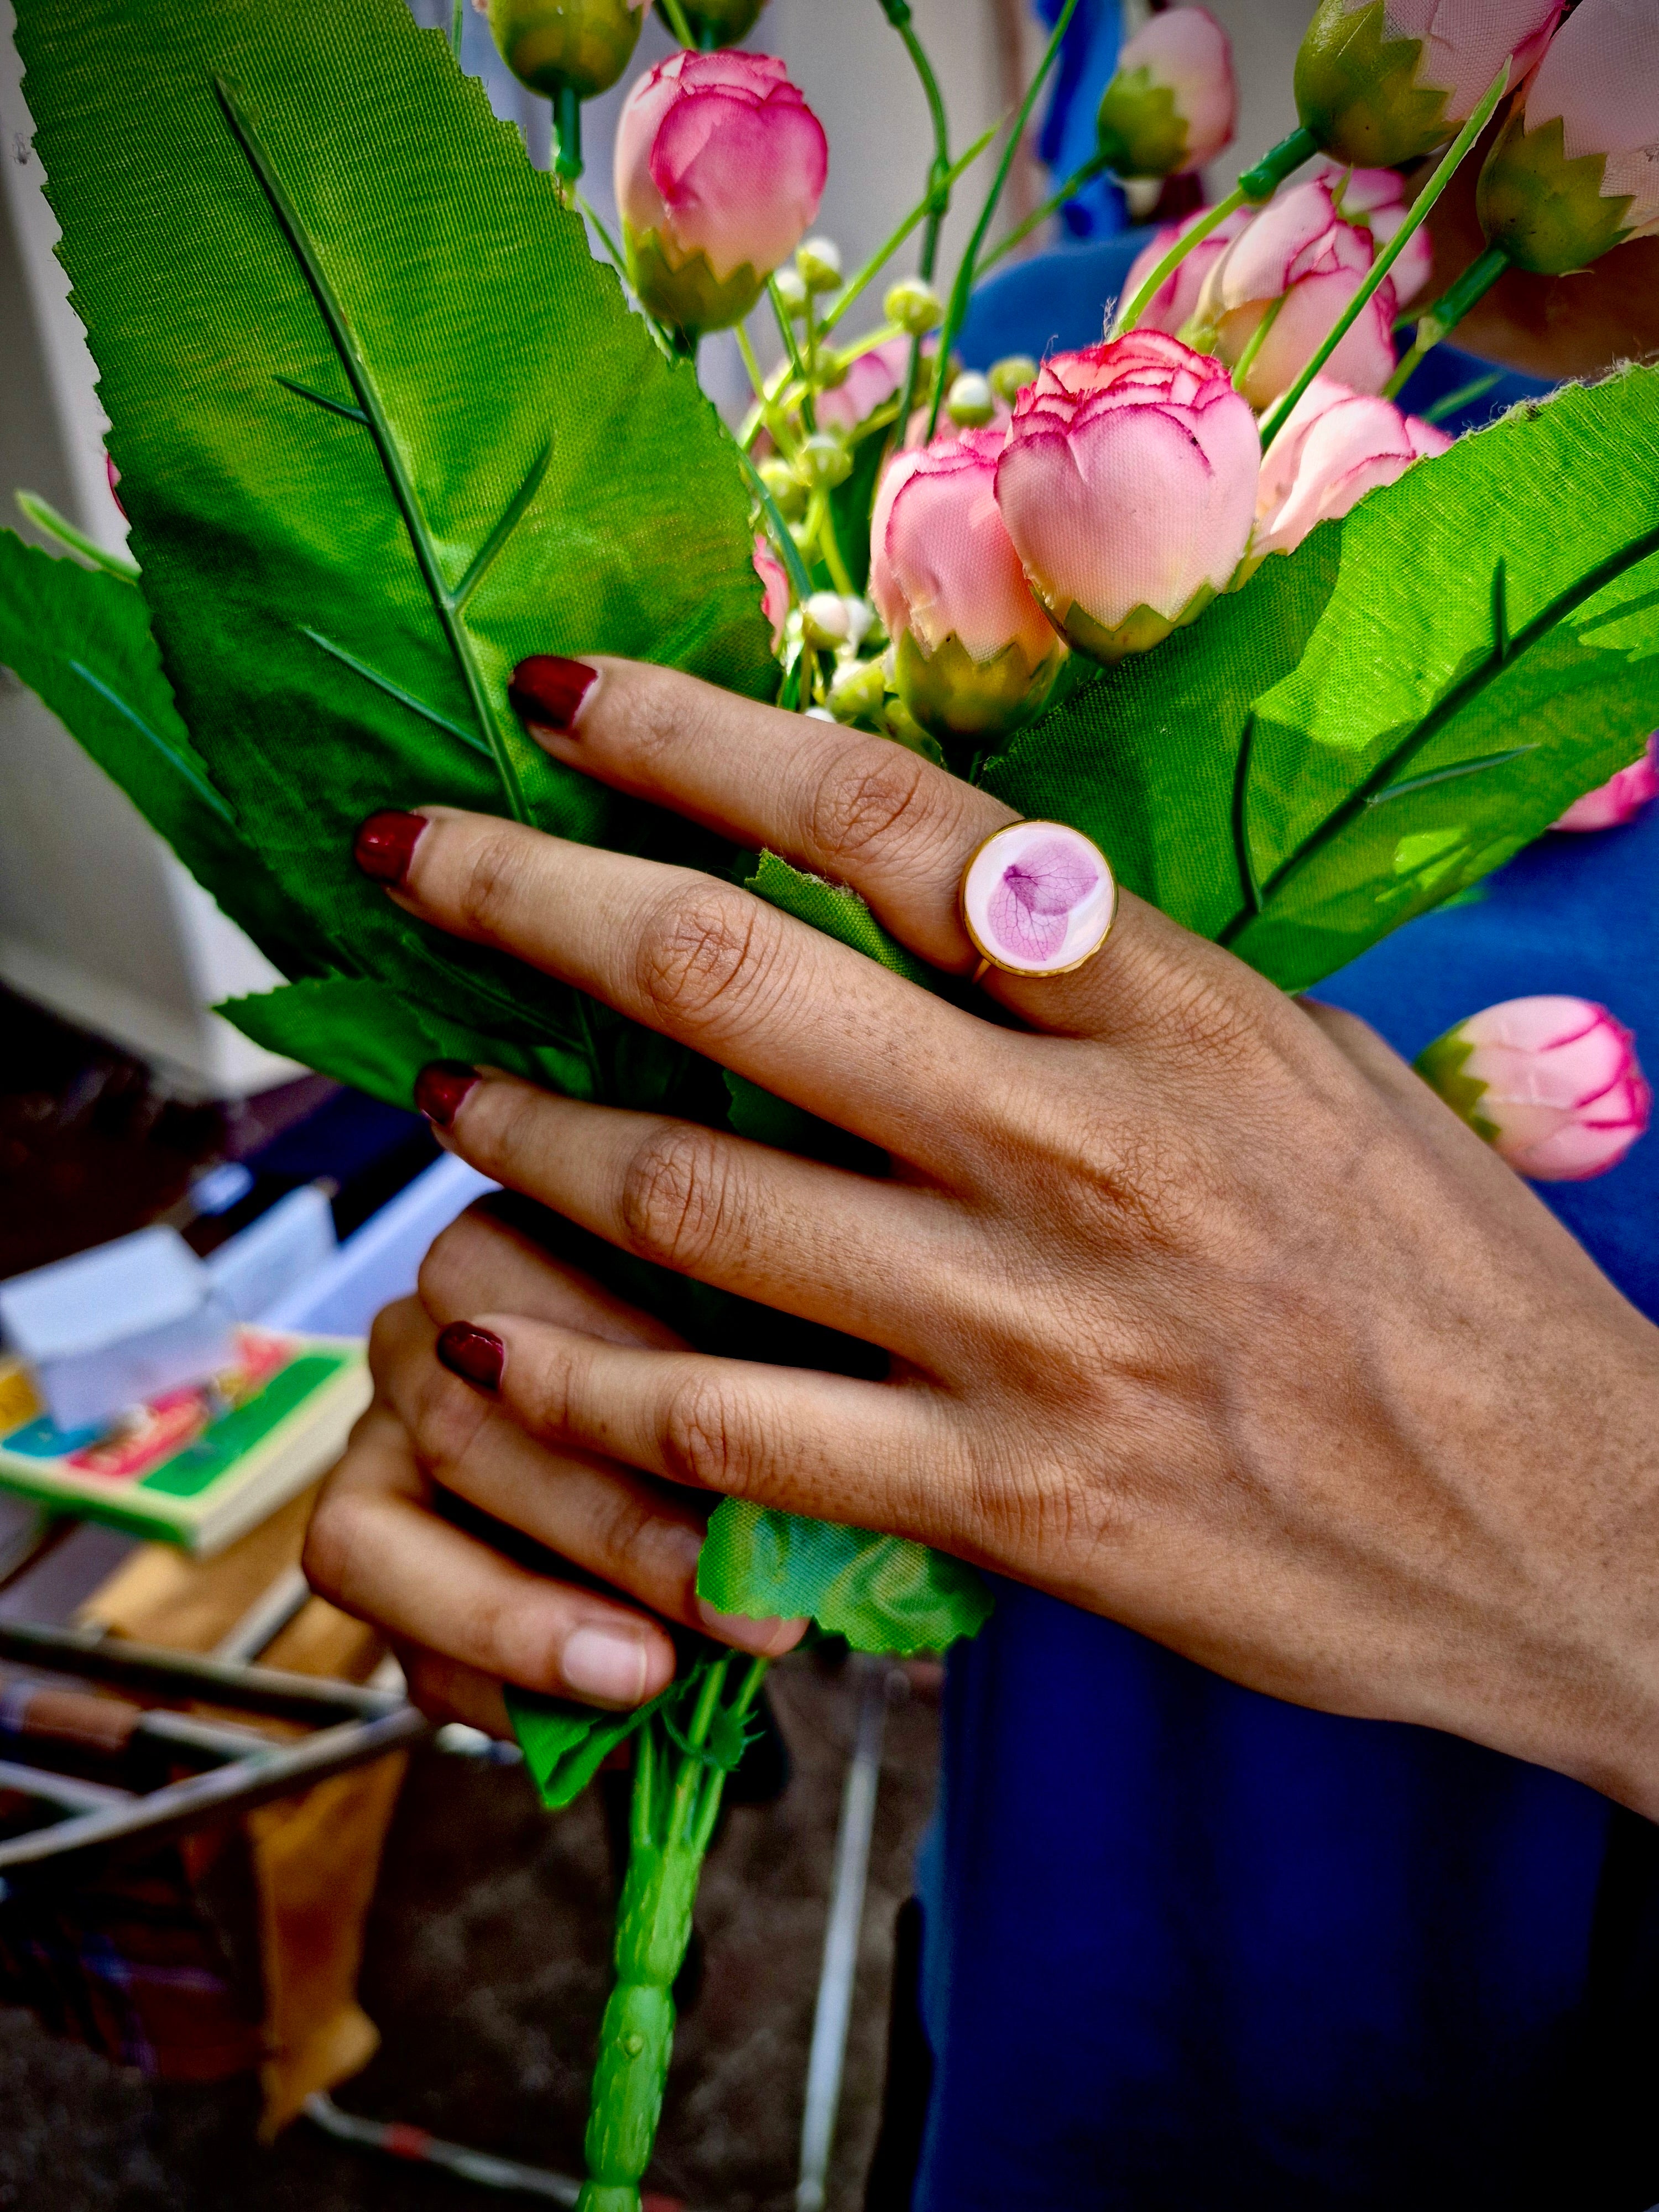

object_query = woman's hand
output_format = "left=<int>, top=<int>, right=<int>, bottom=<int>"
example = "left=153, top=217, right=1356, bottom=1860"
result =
left=309, top=654, right=1659, bottom=1811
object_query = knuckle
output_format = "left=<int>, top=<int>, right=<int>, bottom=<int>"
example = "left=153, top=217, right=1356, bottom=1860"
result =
left=619, top=1123, right=738, bottom=1273
left=301, top=1488, right=368, bottom=1610
left=634, top=882, right=784, bottom=1034
left=415, top=1207, right=494, bottom=1318
left=451, top=824, right=535, bottom=942
left=661, top=1369, right=749, bottom=1492
left=807, top=740, right=953, bottom=876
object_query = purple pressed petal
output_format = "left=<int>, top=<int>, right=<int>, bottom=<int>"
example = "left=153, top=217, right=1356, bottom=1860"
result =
left=987, top=875, right=1070, bottom=961
left=999, top=835, right=1100, bottom=916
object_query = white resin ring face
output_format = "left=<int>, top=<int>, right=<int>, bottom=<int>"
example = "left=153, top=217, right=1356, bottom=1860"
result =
left=960, top=820, right=1117, bottom=978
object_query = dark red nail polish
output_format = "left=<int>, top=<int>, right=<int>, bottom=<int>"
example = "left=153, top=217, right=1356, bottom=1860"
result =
left=435, top=1322, right=505, bottom=1394
left=509, top=655, right=597, bottom=734
left=353, top=810, right=427, bottom=886
left=414, top=1061, right=479, bottom=1129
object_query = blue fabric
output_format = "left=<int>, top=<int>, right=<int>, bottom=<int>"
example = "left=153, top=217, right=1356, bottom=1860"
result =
left=915, top=245, right=1659, bottom=2209
left=1032, top=0, right=1129, bottom=241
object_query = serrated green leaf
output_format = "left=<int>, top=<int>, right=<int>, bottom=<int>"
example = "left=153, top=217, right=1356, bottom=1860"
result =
left=13, top=0, right=775, bottom=1067
left=506, top=1681, right=670, bottom=1811
left=0, top=528, right=330, bottom=982
left=984, top=369, right=1659, bottom=992
left=744, top=849, right=933, bottom=986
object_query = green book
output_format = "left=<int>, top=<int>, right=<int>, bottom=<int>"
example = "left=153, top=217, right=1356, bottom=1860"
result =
left=0, top=1329, right=369, bottom=1556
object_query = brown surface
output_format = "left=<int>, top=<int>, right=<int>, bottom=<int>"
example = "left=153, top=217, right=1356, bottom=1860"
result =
left=0, top=1651, right=941, bottom=2211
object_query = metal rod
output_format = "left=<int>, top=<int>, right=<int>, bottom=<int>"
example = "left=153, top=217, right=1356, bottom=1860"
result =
left=0, top=1757, right=133, bottom=1813
left=304, top=2093, right=581, bottom=2202
left=211, top=1562, right=312, bottom=1664
left=0, top=1619, right=399, bottom=1723
left=796, top=1655, right=889, bottom=2212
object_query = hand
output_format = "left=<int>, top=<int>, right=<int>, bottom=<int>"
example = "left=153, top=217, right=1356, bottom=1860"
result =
left=305, top=1198, right=805, bottom=1735
left=316, top=655, right=1659, bottom=1811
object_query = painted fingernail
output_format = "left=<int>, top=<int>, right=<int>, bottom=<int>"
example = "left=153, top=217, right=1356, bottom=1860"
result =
left=435, top=1322, right=504, bottom=1393
left=353, top=809, right=427, bottom=886
left=509, top=655, right=597, bottom=735
left=563, top=1626, right=650, bottom=1705
left=696, top=1600, right=806, bottom=1656
left=414, top=1061, right=479, bottom=1129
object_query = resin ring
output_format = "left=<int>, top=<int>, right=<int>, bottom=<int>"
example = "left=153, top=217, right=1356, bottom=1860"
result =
left=960, top=820, right=1117, bottom=983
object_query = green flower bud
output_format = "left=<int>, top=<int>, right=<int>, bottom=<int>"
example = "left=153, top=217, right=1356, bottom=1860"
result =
left=795, top=237, right=843, bottom=294
left=827, top=655, right=889, bottom=723
left=759, top=457, right=807, bottom=521
left=655, top=0, right=767, bottom=43
left=988, top=355, right=1038, bottom=405
left=946, top=371, right=997, bottom=429
left=884, top=276, right=943, bottom=335
left=793, top=433, right=853, bottom=489
left=487, top=0, right=646, bottom=101
left=802, top=591, right=852, bottom=649
left=772, top=265, right=810, bottom=317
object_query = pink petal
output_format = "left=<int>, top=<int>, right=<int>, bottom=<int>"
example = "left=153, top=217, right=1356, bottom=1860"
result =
left=1552, top=735, right=1659, bottom=830
left=876, top=430, right=1055, bottom=666
left=962, top=821, right=1116, bottom=976
left=651, top=88, right=827, bottom=280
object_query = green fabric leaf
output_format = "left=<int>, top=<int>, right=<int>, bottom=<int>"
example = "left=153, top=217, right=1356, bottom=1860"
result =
left=218, top=974, right=589, bottom=1110
left=743, top=849, right=935, bottom=987
left=984, top=369, right=1659, bottom=993
left=0, top=529, right=329, bottom=981
left=13, top=0, right=775, bottom=1066
left=506, top=1681, right=672, bottom=1812
left=696, top=1501, right=991, bottom=1656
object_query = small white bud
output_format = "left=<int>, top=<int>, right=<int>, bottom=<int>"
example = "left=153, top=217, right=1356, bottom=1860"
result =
left=802, top=592, right=852, bottom=650
left=772, top=265, right=808, bottom=317
left=884, top=277, right=943, bottom=335
left=842, top=597, right=874, bottom=651
left=945, top=371, right=996, bottom=429
left=795, top=237, right=843, bottom=294
left=827, top=655, right=888, bottom=723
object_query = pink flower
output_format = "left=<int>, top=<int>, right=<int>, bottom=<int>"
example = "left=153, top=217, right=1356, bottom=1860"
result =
left=615, top=51, right=827, bottom=332
left=1249, top=374, right=1450, bottom=563
left=870, top=429, right=1065, bottom=738
left=961, top=821, right=1118, bottom=977
left=1553, top=734, right=1659, bottom=832
left=1119, top=204, right=1251, bottom=338
left=1097, top=7, right=1237, bottom=178
left=993, top=332, right=1260, bottom=662
left=1310, top=158, right=1433, bottom=306
left=1194, top=177, right=1398, bottom=406
left=1479, top=0, right=1659, bottom=274
left=815, top=336, right=911, bottom=436
left=1296, top=0, right=1563, bottom=169
left=1417, top=996, right=1650, bottom=1181
left=752, top=534, right=790, bottom=655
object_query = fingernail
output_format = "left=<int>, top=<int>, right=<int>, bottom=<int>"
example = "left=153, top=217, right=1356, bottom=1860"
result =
left=353, top=809, right=427, bottom=886
left=435, top=1322, right=504, bottom=1393
left=509, top=655, right=598, bottom=735
left=414, top=1061, right=479, bottom=1129
left=563, top=1625, right=650, bottom=1705
left=696, top=1599, right=806, bottom=1657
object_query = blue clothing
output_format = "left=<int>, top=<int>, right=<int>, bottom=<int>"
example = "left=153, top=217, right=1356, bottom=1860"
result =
left=916, top=241, right=1659, bottom=2208
left=1032, top=0, right=1129, bottom=241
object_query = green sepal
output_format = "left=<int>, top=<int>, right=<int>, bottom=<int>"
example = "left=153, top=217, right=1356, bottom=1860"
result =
left=488, top=0, right=645, bottom=98
left=658, top=0, right=765, bottom=41
left=696, top=1500, right=992, bottom=1655
left=1060, top=585, right=1216, bottom=666
left=1477, top=111, right=1635, bottom=276
left=894, top=627, right=1065, bottom=741
left=507, top=1678, right=675, bottom=1811
left=1293, top=0, right=1452, bottom=169
left=1095, top=70, right=1189, bottom=180
left=1413, top=1029, right=1499, bottom=1141
left=625, top=227, right=765, bottom=335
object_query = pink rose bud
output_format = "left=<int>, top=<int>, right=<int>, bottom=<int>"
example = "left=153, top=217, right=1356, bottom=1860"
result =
left=1296, top=0, right=1564, bottom=170
left=961, top=821, right=1117, bottom=978
left=1246, top=373, right=1450, bottom=567
left=1552, top=734, right=1659, bottom=832
left=615, top=50, right=827, bottom=335
left=870, top=428, right=1066, bottom=741
left=1118, top=203, right=1251, bottom=338
left=1417, top=995, right=1651, bottom=1181
left=1478, top=0, right=1659, bottom=275
left=486, top=0, right=648, bottom=100
left=1095, top=6, right=1237, bottom=179
left=1193, top=176, right=1398, bottom=407
left=993, top=332, right=1260, bottom=664
left=815, top=335, right=912, bottom=436
left=1309, top=158, right=1434, bottom=305
left=752, top=534, right=790, bottom=655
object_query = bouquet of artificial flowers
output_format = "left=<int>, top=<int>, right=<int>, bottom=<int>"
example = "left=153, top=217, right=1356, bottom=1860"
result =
left=4, top=0, right=1657, bottom=2199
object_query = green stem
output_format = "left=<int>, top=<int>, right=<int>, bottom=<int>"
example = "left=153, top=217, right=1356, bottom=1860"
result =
left=734, top=444, right=814, bottom=603
left=769, top=278, right=816, bottom=432
left=575, top=1654, right=770, bottom=2212
left=978, top=150, right=1109, bottom=276
left=816, top=128, right=1001, bottom=343
left=736, top=320, right=796, bottom=456
left=449, top=0, right=464, bottom=59
left=658, top=0, right=696, bottom=44
left=811, top=489, right=855, bottom=596
left=1113, top=124, right=1317, bottom=336
left=552, top=84, right=583, bottom=187
left=1259, top=77, right=1507, bottom=451
left=927, top=0, right=1082, bottom=443
left=1383, top=242, right=1510, bottom=401
left=14, top=489, right=140, bottom=583
left=883, top=4, right=953, bottom=450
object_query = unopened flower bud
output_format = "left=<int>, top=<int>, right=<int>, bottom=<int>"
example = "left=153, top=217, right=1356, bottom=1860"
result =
left=759, top=456, right=807, bottom=520
left=988, top=355, right=1038, bottom=405
left=1553, top=734, right=1659, bottom=832
left=657, top=0, right=767, bottom=43
left=794, top=433, right=852, bottom=489
left=946, top=371, right=997, bottom=428
left=772, top=265, right=810, bottom=317
left=827, top=655, right=888, bottom=722
left=488, top=0, right=648, bottom=99
left=1417, top=996, right=1651, bottom=1181
left=884, top=276, right=943, bottom=335
left=1097, top=6, right=1237, bottom=178
left=795, top=237, right=843, bottom=293
left=802, top=591, right=852, bottom=649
